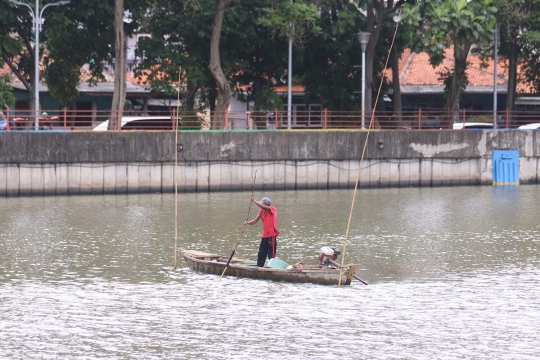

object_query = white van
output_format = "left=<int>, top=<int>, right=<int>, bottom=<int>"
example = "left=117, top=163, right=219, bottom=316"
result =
left=517, top=123, right=540, bottom=130
left=453, top=122, right=494, bottom=130
left=93, top=116, right=174, bottom=131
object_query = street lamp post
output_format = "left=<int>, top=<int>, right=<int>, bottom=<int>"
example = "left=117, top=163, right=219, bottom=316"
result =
left=8, top=0, right=70, bottom=131
left=357, top=32, right=371, bottom=130
left=287, top=31, right=292, bottom=130
left=493, top=23, right=500, bottom=129
left=287, top=0, right=294, bottom=131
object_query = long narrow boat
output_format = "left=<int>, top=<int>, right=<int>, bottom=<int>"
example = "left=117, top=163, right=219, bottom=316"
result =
left=182, top=249, right=359, bottom=285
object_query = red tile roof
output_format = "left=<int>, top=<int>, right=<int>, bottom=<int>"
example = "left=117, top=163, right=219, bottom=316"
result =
left=386, top=47, right=533, bottom=93
left=273, top=84, right=305, bottom=93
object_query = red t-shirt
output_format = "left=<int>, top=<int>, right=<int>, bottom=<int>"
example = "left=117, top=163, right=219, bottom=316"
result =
left=260, top=206, right=280, bottom=238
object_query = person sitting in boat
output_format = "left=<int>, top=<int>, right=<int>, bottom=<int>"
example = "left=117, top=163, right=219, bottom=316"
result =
left=245, top=195, right=280, bottom=267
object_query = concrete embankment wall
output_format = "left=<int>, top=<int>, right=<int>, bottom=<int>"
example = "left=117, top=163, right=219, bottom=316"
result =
left=1, top=130, right=539, bottom=196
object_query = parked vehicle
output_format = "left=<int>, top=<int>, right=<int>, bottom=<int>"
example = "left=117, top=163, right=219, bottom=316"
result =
left=453, top=122, right=495, bottom=130
left=517, top=123, right=540, bottom=130
left=93, top=116, right=174, bottom=131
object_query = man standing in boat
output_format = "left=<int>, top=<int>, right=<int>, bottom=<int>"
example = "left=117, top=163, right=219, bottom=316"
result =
left=245, top=195, right=280, bottom=267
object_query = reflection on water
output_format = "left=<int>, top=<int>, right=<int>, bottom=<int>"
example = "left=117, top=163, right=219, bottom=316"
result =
left=0, top=186, right=539, bottom=359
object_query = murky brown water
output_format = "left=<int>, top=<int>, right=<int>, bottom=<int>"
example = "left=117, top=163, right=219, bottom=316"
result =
left=1, top=187, right=539, bottom=359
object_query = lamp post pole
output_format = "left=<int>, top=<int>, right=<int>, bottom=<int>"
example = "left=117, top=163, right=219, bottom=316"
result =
left=493, top=23, right=500, bottom=129
left=287, top=0, right=294, bottom=130
left=8, top=0, right=70, bottom=131
left=357, top=32, right=371, bottom=130
left=287, top=34, right=292, bottom=130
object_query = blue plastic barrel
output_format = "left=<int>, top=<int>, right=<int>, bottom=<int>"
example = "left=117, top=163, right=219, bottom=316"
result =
left=492, top=150, right=519, bottom=186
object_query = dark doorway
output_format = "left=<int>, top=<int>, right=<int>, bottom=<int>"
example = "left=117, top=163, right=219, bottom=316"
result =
left=74, top=101, right=93, bottom=128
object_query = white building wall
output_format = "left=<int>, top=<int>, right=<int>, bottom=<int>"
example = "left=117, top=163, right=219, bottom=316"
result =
left=229, top=96, right=248, bottom=130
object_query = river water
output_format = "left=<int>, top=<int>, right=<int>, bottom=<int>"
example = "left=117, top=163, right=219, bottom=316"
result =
left=0, top=186, right=539, bottom=359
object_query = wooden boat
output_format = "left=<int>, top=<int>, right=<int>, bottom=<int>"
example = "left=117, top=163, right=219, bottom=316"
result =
left=182, top=249, right=360, bottom=285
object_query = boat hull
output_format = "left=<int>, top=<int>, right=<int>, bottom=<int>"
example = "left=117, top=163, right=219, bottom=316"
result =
left=182, top=250, right=356, bottom=286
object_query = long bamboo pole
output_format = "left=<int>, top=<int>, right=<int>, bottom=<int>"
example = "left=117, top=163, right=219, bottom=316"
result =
left=219, top=170, right=257, bottom=280
left=338, top=14, right=401, bottom=286
left=173, top=68, right=181, bottom=271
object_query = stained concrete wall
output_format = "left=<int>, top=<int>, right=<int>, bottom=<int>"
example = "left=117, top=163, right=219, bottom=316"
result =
left=0, top=130, right=539, bottom=196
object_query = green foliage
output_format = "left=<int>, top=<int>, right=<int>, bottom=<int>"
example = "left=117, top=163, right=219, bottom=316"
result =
left=251, top=88, right=283, bottom=128
left=299, top=0, right=401, bottom=111
left=513, top=0, right=540, bottom=93
left=0, top=3, right=35, bottom=85
left=403, top=0, right=498, bottom=65
left=402, top=0, right=497, bottom=116
left=1, top=0, right=151, bottom=108
left=134, top=0, right=293, bottom=112
left=437, top=66, right=469, bottom=100
left=253, top=89, right=284, bottom=112
left=134, top=0, right=221, bottom=112
left=0, top=74, right=16, bottom=109
left=257, top=1, right=322, bottom=43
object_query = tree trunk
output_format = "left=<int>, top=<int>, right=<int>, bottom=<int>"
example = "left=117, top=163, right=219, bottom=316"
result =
left=109, top=0, right=126, bottom=130
left=390, top=44, right=403, bottom=127
left=364, top=0, right=385, bottom=123
left=444, top=43, right=471, bottom=128
left=506, top=43, right=517, bottom=127
left=186, top=80, right=197, bottom=113
left=209, top=0, right=235, bottom=130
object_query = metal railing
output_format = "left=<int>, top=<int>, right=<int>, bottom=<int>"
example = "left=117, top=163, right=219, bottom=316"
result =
left=1, top=108, right=539, bottom=131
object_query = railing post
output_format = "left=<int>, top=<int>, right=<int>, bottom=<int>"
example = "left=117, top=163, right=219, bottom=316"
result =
left=462, top=109, right=466, bottom=126
left=323, top=108, right=327, bottom=129
left=246, top=110, right=253, bottom=130
left=6, top=107, right=10, bottom=130
left=224, top=109, right=228, bottom=130
left=275, top=108, right=278, bottom=129
left=63, top=108, right=67, bottom=130
left=172, top=108, right=176, bottom=130
left=418, top=108, right=421, bottom=130
left=118, top=109, right=124, bottom=130
left=506, top=108, right=509, bottom=128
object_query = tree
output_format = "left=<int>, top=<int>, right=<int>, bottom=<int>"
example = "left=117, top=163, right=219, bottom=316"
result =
left=299, top=1, right=364, bottom=111
left=109, top=0, right=127, bottom=130
left=256, top=0, right=321, bottom=127
left=257, top=1, right=322, bottom=44
left=473, top=0, right=540, bottom=122
left=499, top=0, right=540, bottom=110
left=348, top=0, right=414, bottom=123
left=135, top=0, right=294, bottom=129
left=209, top=0, right=239, bottom=129
left=134, top=1, right=213, bottom=117
left=0, top=1, right=68, bottom=114
left=0, top=0, right=122, bottom=112
left=520, top=2, right=540, bottom=94
left=1, top=0, right=148, bottom=121
left=402, top=0, right=497, bottom=127
left=43, top=1, right=117, bottom=109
